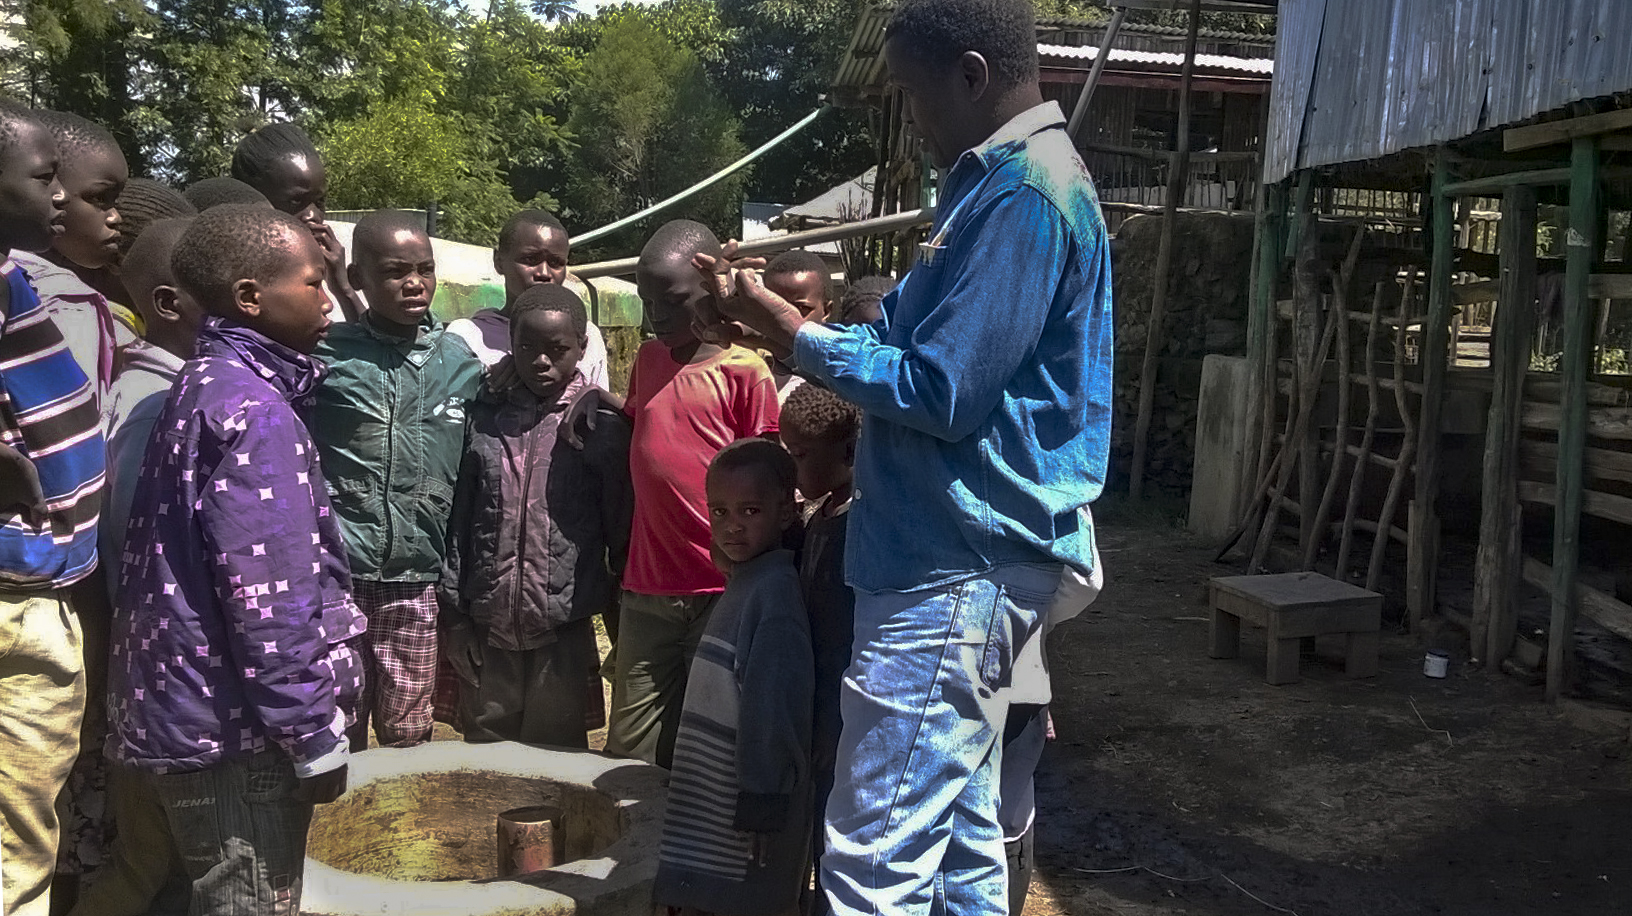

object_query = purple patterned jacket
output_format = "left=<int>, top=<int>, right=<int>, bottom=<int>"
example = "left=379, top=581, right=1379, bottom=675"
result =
left=107, top=319, right=366, bottom=775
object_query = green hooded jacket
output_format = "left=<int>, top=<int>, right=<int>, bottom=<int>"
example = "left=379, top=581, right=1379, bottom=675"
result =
left=310, top=313, right=484, bottom=582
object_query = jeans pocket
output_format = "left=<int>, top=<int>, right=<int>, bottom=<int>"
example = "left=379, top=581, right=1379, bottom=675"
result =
left=978, top=576, right=1055, bottom=691
left=244, top=750, right=298, bottom=804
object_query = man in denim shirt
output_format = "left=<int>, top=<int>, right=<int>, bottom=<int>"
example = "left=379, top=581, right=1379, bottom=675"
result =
left=700, top=2, right=1111, bottom=913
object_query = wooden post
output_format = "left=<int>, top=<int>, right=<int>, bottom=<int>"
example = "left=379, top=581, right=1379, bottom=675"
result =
left=1548, top=137, right=1601, bottom=701
left=1472, top=186, right=1537, bottom=668
left=1302, top=229, right=1364, bottom=569
left=1407, top=150, right=1456, bottom=630
left=1127, top=0, right=1200, bottom=500
left=1065, top=6, right=1128, bottom=141
left=1336, top=282, right=1386, bottom=579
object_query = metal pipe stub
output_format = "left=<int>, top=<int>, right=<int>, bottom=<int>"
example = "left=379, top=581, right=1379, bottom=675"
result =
left=498, top=804, right=565, bottom=876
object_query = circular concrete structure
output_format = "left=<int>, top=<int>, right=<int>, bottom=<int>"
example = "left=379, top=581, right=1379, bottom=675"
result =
left=301, top=742, right=667, bottom=916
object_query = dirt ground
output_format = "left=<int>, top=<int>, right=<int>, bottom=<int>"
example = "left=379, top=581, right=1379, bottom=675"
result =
left=1020, top=501, right=1632, bottom=916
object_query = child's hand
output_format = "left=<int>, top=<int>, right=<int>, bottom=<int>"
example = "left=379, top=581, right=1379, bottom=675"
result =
left=561, top=385, right=602, bottom=450
left=308, top=222, right=347, bottom=279
left=0, top=444, right=48, bottom=528
left=749, top=832, right=771, bottom=867
left=486, top=354, right=521, bottom=392
left=445, top=624, right=483, bottom=685
left=296, top=764, right=348, bottom=804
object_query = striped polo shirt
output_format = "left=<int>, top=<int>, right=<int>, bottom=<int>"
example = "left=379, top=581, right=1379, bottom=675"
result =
left=0, top=256, right=105, bottom=587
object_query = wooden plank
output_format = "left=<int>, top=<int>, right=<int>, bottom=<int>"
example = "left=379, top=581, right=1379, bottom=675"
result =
left=1522, top=557, right=1632, bottom=644
left=1505, top=107, right=1632, bottom=152
left=1473, top=186, right=1536, bottom=668
left=1520, top=403, right=1632, bottom=440
left=1441, top=165, right=1632, bottom=196
left=1330, top=517, right=1409, bottom=546
left=1517, top=480, right=1632, bottom=526
left=1521, top=440, right=1632, bottom=484
left=1549, top=136, right=1601, bottom=701
left=1128, top=0, right=1201, bottom=501
left=1408, top=151, right=1454, bottom=627
left=1453, top=274, right=1632, bottom=305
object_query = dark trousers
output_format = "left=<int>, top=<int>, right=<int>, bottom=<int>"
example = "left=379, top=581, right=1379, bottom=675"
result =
left=457, top=618, right=597, bottom=748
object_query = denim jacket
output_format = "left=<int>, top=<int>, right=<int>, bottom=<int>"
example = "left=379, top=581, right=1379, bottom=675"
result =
left=793, top=102, right=1113, bottom=593
left=310, top=314, right=484, bottom=582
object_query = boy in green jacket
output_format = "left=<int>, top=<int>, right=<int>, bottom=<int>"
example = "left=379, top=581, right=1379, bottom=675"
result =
left=309, top=209, right=483, bottom=747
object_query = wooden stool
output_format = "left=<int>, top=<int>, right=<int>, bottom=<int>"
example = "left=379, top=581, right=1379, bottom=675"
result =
left=1208, top=572, right=1382, bottom=685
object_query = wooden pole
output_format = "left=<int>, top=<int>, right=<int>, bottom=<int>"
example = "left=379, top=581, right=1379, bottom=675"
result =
left=1407, top=150, right=1456, bottom=629
left=1251, top=298, right=1338, bottom=572
left=1548, top=137, right=1601, bottom=701
left=1472, top=186, right=1537, bottom=668
left=1065, top=6, right=1128, bottom=141
left=1368, top=270, right=1420, bottom=593
left=1127, top=0, right=1200, bottom=500
left=1336, top=282, right=1387, bottom=579
left=1302, top=228, right=1365, bottom=569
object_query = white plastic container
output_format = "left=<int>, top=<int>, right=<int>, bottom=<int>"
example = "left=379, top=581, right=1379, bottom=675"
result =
left=1423, top=650, right=1450, bottom=678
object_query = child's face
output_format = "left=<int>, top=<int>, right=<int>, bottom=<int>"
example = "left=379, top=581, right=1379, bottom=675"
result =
left=708, top=466, right=794, bottom=565
left=52, top=144, right=127, bottom=270
left=838, top=295, right=885, bottom=327
left=636, top=254, right=705, bottom=349
left=494, top=223, right=568, bottom=304
left=765, top=270, right=829, bottom=321
left=781, top=427, right=854, bottom=502
left=512, top=308, right=585, bottom=401
left=241, top=227, right=332, bottom=353
left=354, top=229, right=435, bottom=328
left=257, top=153, right=327, bottom=227
left=0, top=122, right=67, bottom=254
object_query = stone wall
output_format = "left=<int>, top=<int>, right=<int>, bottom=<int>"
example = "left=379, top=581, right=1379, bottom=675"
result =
left=1109, top=211, right=1256, bottom=496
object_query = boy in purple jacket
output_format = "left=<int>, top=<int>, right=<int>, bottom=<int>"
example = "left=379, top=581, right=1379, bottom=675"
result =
left=101, top=205, right=363, bottom=916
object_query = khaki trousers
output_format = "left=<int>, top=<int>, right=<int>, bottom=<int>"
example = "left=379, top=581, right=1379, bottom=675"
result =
left=0, top=589, right=86, bottom=916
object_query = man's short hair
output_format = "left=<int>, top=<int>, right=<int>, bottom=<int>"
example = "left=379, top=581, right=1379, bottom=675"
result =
left=352, top=209, right=429, bottom=263
left=116, top=179, right=197, bottom=260
left=511, top=282, right=588, bottom=338
left=781, top=383, right=861, bottom=446
left=0, top=99, right=39, bottom=157
left=35, top=109, right=121, bottom=162
left=708, top=438, right=798, bottom=502
left=230, top=122, right=320, bottom=188
left=171, top=205, right=309, bottom=311
left=183, top=177, right=269, bottom=211
left=638, top=219, right=721, bottom=269
left=885, top=0, right=1039, bottom=89
left=498, top=208, right=566, bottom=253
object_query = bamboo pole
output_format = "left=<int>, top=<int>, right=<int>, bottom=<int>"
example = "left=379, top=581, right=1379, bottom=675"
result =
left=1548, top=137, right=1601, bottom=702
left=1336, top=282, right=1386, bottom=580
left=1472, top=186, right=1537, bottom=668
left=1128, top=0, right=1201, bottom=500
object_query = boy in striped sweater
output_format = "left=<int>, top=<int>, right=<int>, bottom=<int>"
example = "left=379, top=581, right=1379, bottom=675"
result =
left=0, top=100, right=107, bottom=916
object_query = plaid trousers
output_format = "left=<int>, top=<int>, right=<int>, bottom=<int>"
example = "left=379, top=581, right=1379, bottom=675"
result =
left=351, top=581, right=438, bottom=747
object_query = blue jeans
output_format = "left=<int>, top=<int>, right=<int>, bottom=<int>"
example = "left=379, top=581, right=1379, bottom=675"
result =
left=820, top=563, right=1059, bottom=916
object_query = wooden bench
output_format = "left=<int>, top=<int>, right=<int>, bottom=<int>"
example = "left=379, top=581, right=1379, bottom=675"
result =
left=1208, top=573, right=1382, bottom=685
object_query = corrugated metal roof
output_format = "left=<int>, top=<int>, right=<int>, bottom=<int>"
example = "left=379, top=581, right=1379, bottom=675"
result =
left=1265, top=0, right=1632, bottom=184
left=1037, top=42, right=1274, bottom=75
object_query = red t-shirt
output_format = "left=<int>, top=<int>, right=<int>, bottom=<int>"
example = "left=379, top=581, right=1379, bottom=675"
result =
left=624, top=341, right=780, bottom=595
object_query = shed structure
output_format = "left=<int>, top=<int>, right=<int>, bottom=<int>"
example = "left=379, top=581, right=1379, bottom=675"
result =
left=1233, top=0, right=1632, bottom=702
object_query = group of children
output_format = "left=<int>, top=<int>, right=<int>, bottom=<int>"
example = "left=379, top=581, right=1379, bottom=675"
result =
left=0, top=99, right=898, bottom=916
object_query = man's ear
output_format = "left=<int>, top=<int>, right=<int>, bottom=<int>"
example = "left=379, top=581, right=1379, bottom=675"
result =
left=960, top=50, right=991, bottom=103
left=231, top=277, right=262, bottom=318
left=150, top=285, right=183, bottom=323
left=492, top=249, right=505, bottom=275
left=346, top=261, right=364, bottom=293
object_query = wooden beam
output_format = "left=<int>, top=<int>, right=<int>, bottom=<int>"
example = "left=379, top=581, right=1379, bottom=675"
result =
left=1473, top=186, right=1536, bottom=669
left=1408, top=151, right=1455, bottom=628
left=1128, top=0, right=1200, bottom=501
left=1520, top=403, right=1632, bottom=440
left=1548, top=136, right=1600, bottom=702
left=1440, top=166, right=1632, bottom=197
left=1521, top=440, right=1632, bottom=485
left=1505, top=107, right=1632, bottom=153
left=1519, top=480, right=1632, bottom=527
left=1523, top=557, right=1632, bottom=645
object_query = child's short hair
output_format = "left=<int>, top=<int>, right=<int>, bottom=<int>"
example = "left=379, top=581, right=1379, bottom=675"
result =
left=638, top=219, right=721, bottom=269
left=511, top=282, right=588, bottom=338
left=35, top=109, right=120, bottom=162
left=781, top=384, right=861, bottom=445
left=498, top=208, right=566, bottom=253
left=708, top=438, right=797, bottom=502
left=116, top=179, right=196, bottom=261
left=765, top=250, right=828, bottom=287
left=171, top=205, right=309, bottom=312
left=352, top=209, right=428, bottom=262
left=836, top=276, right=894, bottom=324
left=230, top=123, right=320, bottom=188
left=0, top=98, right=39, bottom=155
left=183, top=177, right=268, bottom=211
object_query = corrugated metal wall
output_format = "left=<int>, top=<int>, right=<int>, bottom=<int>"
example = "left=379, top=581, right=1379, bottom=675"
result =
left=1266, top=0, right=1632, bottom=183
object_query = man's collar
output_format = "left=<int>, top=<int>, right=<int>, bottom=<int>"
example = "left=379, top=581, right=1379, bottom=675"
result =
left=963, top=101, right=1068, bottom=170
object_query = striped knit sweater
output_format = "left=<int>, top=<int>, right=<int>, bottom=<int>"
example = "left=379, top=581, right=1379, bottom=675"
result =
left=0, top=256, right=105, bottom=587
left=653, top=548, right=814, bottom=916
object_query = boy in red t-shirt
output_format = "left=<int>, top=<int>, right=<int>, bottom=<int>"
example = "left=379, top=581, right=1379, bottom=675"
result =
left=604, top=220, right=779, bottom=769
